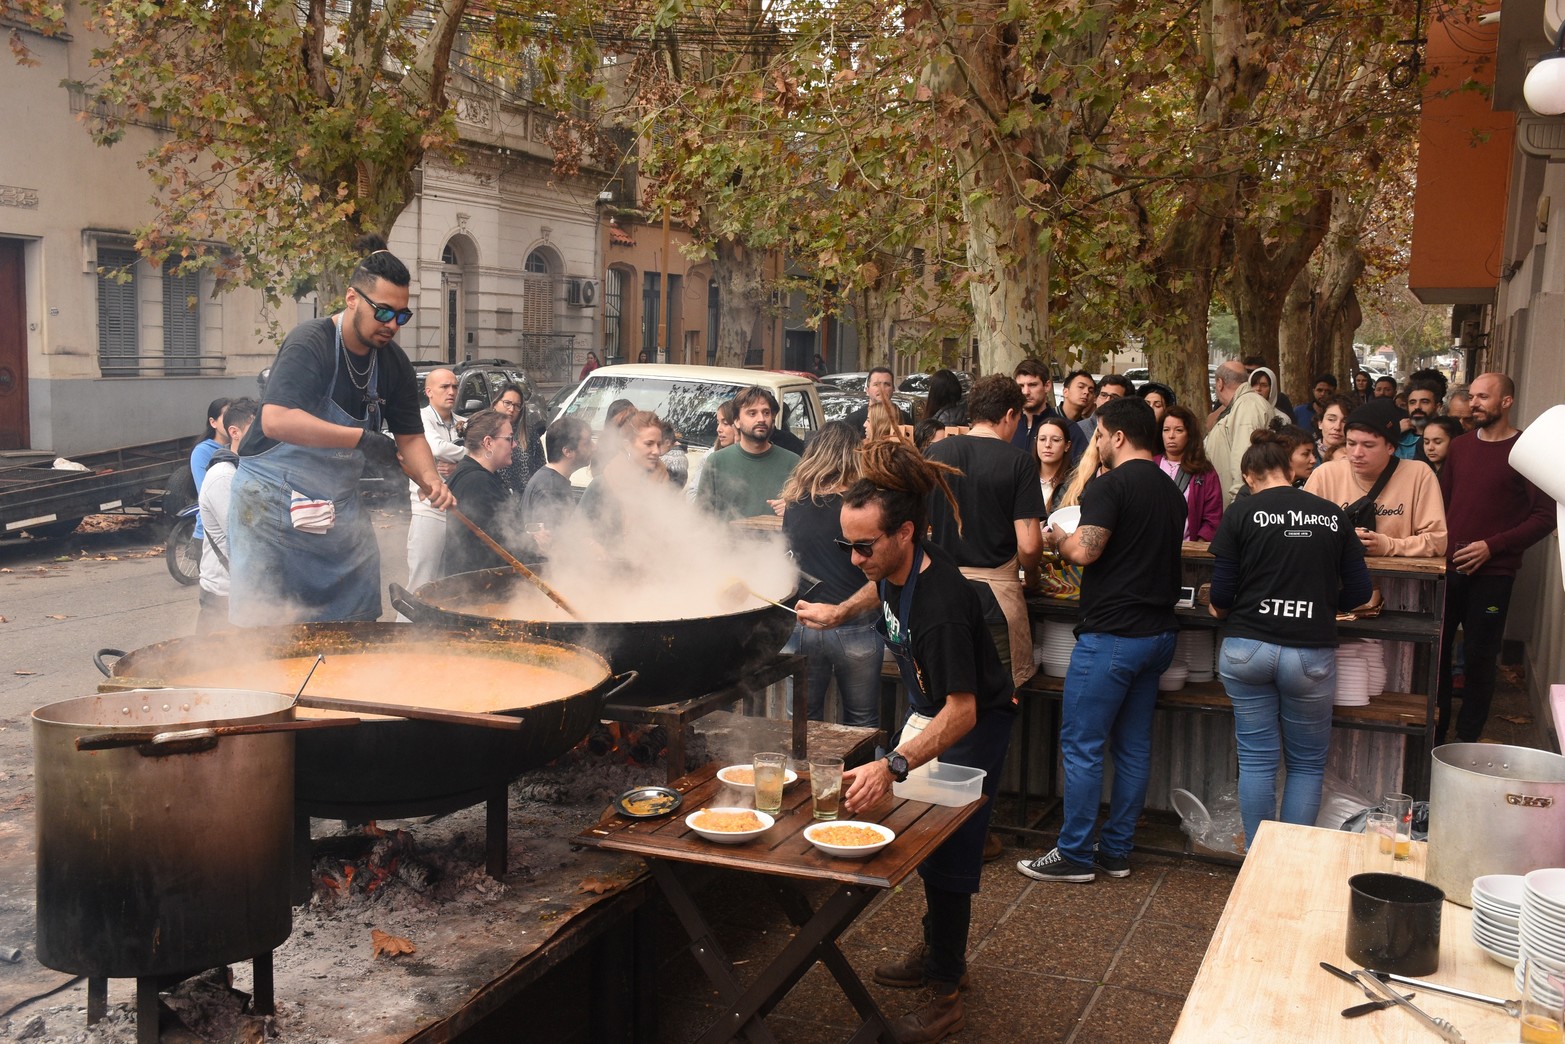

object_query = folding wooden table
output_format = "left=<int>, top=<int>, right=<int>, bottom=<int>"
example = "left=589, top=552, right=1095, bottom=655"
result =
left=577, top=763, right=984, bottom=1044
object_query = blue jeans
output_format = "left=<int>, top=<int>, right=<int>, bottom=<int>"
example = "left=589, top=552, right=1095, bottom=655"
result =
left=1218, top=637, right=1336, bottom=844
left=1058, top=630, right=1177, bottom=866
left=782, top=617, right=884, bottom=728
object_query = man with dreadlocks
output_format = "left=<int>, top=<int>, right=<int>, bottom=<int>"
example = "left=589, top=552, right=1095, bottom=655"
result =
left=799, top=436, right=1016, bottom=1043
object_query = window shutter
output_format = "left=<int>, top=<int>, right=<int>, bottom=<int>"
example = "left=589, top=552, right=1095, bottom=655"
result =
left=162, top=267, right=201, bottom=374
left=522, top=275, right=553, bottom=333
left=97, top=248, right=140, bottom=375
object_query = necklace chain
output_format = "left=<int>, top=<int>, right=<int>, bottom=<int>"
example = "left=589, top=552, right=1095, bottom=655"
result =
left=339, top=319, right=374, bottom=393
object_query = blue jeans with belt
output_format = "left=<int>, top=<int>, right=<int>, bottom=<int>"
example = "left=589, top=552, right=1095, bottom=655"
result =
left=1218, top=637, right=1336, bottom=843
left=1058, top=630, right=1177, bottom=866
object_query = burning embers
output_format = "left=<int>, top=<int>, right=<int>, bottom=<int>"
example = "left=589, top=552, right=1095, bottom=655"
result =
left=312, top=824, right=439, bottom=901
left=584, top=722, right=669, bottom=764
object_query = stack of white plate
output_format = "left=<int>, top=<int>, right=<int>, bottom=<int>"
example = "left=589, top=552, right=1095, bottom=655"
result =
left=1157, top=664, right=1189, bottom=692
left=1039, top=620, right=1077, bottom=678
left=1334, top=640, right=1385, bottom=706
left=1517, top=869, right=1565, bottom=995
left=1471, top=873, right=1523, bottom=966
left=1176, top=630, right=1216, bottom=682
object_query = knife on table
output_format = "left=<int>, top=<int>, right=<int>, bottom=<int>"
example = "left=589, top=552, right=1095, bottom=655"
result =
left=1353, top=969, right=1466, bottom=1043
left=1319, top=961, right=1414, bottom=1017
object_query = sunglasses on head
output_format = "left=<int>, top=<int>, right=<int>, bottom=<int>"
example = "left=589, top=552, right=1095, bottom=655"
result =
left=357, top=290, right=413, bottom=326
left=834, top=532, right=889, bottom=557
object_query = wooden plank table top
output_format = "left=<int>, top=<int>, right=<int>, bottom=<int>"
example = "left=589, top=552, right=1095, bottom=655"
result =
left=577, top=762, right=983, bottom=890
left=1171, top=821, right=1518, bottom=1043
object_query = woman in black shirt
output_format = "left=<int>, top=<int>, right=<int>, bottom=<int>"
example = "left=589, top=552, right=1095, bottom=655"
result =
left=779, top=422, right=881, bottom=727
left=441, top=409, right=523, bottom=577
left=1208, top=430, right=1373, bottom=847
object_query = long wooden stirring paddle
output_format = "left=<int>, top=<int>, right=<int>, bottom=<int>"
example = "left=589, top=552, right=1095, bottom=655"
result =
left=416, top=480, right=580, bottom=619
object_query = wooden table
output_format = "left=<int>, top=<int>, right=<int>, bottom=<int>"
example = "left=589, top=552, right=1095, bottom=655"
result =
left=1172, top=821, right=1518, bottom=1042
left=577, top=763, right=984, bottom=1043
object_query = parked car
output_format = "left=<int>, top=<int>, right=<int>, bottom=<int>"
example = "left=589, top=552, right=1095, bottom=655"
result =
left=821, top=371, right=869, bottom=394
left=819, top=388, right=921, bottom=425
left=897, top=371, right=972, bottom=396
left=1123, top=367, right=1150, bottom=388
left=413, top=359, right=548, bottom=439
left=549, top=364, right=826, bottom=486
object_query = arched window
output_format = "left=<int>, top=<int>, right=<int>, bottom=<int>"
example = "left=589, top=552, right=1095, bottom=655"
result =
left=522, top=249, right=555, bottom=335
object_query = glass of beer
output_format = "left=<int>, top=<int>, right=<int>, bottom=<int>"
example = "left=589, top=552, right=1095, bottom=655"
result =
left=1384, top=792, right=1413, bottom=863
left=752, top=752, right=786, bottom=814
left=809, top=755, right=844, bottom=821
left=1520, top=957, right=1565, bottom=1044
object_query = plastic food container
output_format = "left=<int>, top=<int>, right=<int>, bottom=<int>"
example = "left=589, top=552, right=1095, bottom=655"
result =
left=893, top=760, right=986, bottom=807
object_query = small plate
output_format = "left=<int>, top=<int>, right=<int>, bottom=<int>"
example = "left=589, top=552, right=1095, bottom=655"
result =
left=685, top=807, right=775, bottom=844
left=803, top=820, right=895, bottom=859
left=716, top=764, right=799, bottom=789
left=615, top=785, right=682, bottom=819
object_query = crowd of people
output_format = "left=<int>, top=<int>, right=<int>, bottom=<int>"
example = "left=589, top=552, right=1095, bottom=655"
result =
left=190, top=240, right=1556, bottom=1044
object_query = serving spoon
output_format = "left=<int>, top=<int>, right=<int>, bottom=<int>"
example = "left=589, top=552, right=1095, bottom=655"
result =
left=415, top=480, right=580, bottom=619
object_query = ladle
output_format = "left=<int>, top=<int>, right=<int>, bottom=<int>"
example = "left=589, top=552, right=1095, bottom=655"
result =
left=417, top=480, right=580, bottom=619
left=719, top=578, right=796, bottom=615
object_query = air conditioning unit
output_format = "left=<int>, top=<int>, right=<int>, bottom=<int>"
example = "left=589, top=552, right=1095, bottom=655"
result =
left=566, top=278, right=600, bottom=308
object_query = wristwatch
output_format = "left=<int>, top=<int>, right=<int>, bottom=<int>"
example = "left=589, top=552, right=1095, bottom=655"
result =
left=884, top=750, right=910, bottom=783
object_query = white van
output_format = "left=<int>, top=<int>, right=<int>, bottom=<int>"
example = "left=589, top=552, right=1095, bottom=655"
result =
left=549, top=363, right=825, bottom=483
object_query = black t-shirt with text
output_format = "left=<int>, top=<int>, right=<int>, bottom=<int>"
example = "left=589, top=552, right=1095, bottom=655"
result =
left=1208, top=486, right=1365, bottom=647
left=877, top=543, right=1015, bottom=715
left=1077, top=458, right=1185, bottom=637
left=240, top=317, right=420, bottom=456
left=925, top=434, right=1046, bottom=568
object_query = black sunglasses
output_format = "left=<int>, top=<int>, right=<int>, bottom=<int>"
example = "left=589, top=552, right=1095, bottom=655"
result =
left=358, top=291, right=413, bottom=326
left=834, top=532, right=889, bottom=557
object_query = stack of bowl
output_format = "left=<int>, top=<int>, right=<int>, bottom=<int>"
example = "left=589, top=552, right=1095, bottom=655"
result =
left=1471, top=873, right=1523, bottom=966
left=1334, top=640, right=1385, bottom=706
left=1038, top=620, right=1077, bottom=678
left=1175, top=630, right=1216, bottom=683
left=1518, top=868, right=1565, bottom=997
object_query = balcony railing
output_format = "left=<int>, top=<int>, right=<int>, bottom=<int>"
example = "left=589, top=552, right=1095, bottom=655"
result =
left=98, top=353, right=228, bottom=378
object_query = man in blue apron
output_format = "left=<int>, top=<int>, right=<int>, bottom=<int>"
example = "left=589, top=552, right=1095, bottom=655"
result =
left=229, top=241, right=455, bottom=625
left=823, top=446, right=1016, bottom=1044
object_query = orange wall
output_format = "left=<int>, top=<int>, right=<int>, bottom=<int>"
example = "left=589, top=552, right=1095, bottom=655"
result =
left=1408, top=15, right=1514, bottom=303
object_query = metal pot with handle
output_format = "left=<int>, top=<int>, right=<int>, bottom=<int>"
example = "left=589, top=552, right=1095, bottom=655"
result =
left=33, top=688, right=296, bottom=978
left=1426, top=742, right=1565, bottom=907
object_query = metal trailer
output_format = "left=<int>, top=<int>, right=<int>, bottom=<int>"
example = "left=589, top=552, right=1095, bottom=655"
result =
left=0, top=437, right=200, bottom=541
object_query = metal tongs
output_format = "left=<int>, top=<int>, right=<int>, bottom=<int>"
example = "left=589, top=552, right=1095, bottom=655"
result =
left=1353, top=969, right=1465, bottom=1043
left=1371, top=970, right=1522, bottom=1017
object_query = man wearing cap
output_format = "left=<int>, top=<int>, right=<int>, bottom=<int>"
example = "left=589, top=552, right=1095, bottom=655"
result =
left=1302, top=398, right=1447, bottom=559
left=1435, top=373, right=1555, bottom=743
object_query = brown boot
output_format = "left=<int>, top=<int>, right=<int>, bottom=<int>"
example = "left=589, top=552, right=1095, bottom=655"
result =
left=892, top=988, right=965, bottom=1043
left=873, top=944, right=971, bottom=989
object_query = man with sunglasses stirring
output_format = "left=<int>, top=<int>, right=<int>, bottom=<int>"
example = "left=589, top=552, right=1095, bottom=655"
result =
left=798, top=437, right=1016, bottom=1043
left=230, top=236, right=455, bottom=625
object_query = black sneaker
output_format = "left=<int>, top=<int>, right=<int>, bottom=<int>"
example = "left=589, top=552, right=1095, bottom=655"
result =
left=1015, top=847, right=1095, bottom=883
left=1092, top=844, right=1131, bottom=879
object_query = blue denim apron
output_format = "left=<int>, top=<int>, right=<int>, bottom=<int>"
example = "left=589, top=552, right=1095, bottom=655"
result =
left=228, top=319, right=383, bottom=625
left=880, top=545, right=1014, bottom=893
